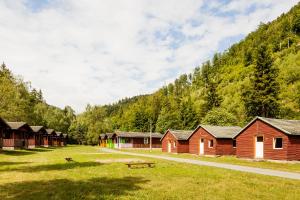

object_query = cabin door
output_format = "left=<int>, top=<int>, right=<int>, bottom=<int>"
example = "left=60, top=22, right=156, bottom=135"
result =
left=167, top=141, right=171, bottom=153
left=255, top=136, right=264, bottom=159
left=199, top=139, right=204, bottom=155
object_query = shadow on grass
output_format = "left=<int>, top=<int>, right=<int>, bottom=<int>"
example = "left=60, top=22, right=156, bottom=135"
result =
left=27, top=148, right=54, bottom=152
left=0, top=150, right=36, bottom=156
left=0, top=176, right=149, bottom=200
left=0, top=162, right=31, bottom=166
left=0, top=161, right=103, bottom=172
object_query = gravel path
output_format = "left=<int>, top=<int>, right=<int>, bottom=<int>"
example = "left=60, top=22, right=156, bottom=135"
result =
left=103, top=148, right=300, bottom=180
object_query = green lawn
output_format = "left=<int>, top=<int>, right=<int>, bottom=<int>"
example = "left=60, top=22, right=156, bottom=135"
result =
left=0, top=145, right=299, bottom=200
left=119, top=148, right=300, bottom=173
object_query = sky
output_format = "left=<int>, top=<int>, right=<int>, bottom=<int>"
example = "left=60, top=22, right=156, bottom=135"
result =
left=0, top=0, right=298, bottom=113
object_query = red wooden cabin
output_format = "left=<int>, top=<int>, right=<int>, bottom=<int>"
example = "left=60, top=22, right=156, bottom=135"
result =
left=188, top=125, right=241, bottom=156
left=235, top=117, right=300, bottom=160
left=161, top=130, right=193, bottom=153
left=3, top=122, right=33, bottom=150
left=56, top=132, right=63, bottom=146
left=46, top=129, right=56, bottom=146
left=62, top=134, right=68, bottom=146
left=0, top=118, right=9, bottom=149
left=30, top=126, right=47, bottom=148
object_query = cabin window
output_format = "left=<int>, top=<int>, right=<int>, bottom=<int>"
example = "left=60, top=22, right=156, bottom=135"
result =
left=273, top=138, right=283, bottom=149
left=209, top=140, right=214, bottom=148
left=233, top=140, right=236, bottom=148
left=144, top=138, right=149, bottom=144
left=173, top=141, right=176, bottom=148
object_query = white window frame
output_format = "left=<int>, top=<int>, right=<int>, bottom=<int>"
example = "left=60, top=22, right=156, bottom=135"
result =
left=273, top=137, right=283, bottom=149
left=144, top=138, right=149, bottom=144
left=209, top=140, right=214, bottom=148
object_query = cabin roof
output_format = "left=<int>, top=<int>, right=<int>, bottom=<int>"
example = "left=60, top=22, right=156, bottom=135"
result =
left=46, top=129, right=56, bottom=135
left=235, top=116, right=300, bottom=138
left=30, top=126, right=46, bottom=133
left=56, top=131, right=62, bottom=136
left=7, top=122, right=32, bottom=131
left=161, top=129, right=194, bottom=141
left=115, top=131, right=162, bottom=138
left=106, top=133, right=115, bottom=139
left=0, top=117, right=9, bottom=128
left=63, top=134, right=68, bottom=138
left=196, top=125, right=242, bottom=139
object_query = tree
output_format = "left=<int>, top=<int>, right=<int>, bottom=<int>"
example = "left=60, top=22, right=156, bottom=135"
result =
left=242, top=44, right=280, bottom=118
left=202, top=108, right=238, bottom=126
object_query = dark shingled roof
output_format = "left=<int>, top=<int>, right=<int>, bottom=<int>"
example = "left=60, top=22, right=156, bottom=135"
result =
left=235, top=117, right=300, bottom=138
left=161, top=130, right=194, bottom=141
left=7, top=122, right=32, bottom=131
left=115, top=131, right=162, bottom=138
left=200, top=125, right=242, bottom=139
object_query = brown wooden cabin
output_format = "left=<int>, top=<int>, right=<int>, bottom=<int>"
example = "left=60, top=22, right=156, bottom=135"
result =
left=0, top=118, right=10, bottom=149
left=62, top=134, right=68, bottom=146
left=188, top=125, right=241, bottom=156
left=99, top=134, right=106, bottom=147
left=46, top=129, right=56, bottom=146
left=30, top=126, right=47, bottom=148
left=56, top=132, right=63, bottom=146
left=161, top=130, right=193, bottom=153
left=113, top=131, right=162, bottom=148
left=3, top=122, right=33, bottom=150
left=235, top=117, right=300, bottom=161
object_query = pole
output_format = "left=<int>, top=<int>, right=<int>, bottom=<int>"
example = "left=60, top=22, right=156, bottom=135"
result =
left=150, top=119, right=152, bottom=152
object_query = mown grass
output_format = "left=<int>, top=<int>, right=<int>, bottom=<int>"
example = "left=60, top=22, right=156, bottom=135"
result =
left=0, top=145, right=299, bottom=200
left=120, top=148, right=300, bottom=173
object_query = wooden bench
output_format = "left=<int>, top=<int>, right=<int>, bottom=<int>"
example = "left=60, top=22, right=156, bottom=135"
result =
left=125, top=162, right=155, bottom=169
left=65, top=157, right=73, bottom=162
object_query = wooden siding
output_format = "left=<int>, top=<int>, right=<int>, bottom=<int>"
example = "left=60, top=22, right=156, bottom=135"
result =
left=162, top=131, right=189, bottom=153
left=189, top=127, right=235, bottom=155
left=236, top=120, right=300, bottom=160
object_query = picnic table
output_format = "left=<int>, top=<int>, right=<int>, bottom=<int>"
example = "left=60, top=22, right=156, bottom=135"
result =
left=125, top=162, right=155, bottom=169
left=65, top=157, right=74, bottom=162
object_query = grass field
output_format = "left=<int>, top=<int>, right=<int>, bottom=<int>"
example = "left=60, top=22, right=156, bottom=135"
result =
left=120, top=148, right=300, bottom=173
left=0, top=145, right=299, bottom=200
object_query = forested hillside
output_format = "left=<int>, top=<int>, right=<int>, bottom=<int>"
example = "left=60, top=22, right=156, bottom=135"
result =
left=1, top=3, right=300, bottom=145
left=0, top=63, right=75, bottom=133
left=70, top=3, right=300, bottom=145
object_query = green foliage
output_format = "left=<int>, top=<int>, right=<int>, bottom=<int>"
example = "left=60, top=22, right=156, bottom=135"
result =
left=202, top=108, right=238, bottom=126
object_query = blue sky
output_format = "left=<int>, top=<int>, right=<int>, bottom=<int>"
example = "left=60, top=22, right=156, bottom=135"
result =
left=0, top=0, right=298, bottom=112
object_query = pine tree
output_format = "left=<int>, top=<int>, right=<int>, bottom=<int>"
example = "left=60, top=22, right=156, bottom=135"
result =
left=242, top=44, right=280, bottom=118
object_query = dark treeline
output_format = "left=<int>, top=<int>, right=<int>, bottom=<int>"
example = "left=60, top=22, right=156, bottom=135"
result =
left=1, top=3, right=300, bottom=145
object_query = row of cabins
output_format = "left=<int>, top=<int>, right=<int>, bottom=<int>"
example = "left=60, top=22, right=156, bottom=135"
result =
left=99, top=131, right=162, bottom=149
left=0, top=117, right=68, bottom=150
left=161, top=117, right=300, bottom=161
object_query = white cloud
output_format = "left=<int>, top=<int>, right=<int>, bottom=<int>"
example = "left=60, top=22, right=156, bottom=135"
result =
left=0, top=0, right=298, bottom=112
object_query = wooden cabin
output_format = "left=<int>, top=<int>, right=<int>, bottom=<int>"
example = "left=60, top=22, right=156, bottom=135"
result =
left=56, top=132, right=63, bottom=146
left=30, top=126, right=47, bottom=148
left=113, top=131, right=162, bottom=148
left=188, top=125, right=241, bottom=156
left=161, top=130, right=193, bottom=153
left=0, top=118, right=9, bottom=149
left=235, top=117, right=300, bottom=160
left=46, top=129, right=56, bottom=146
left=98, top=133, right=116, bottom=148
left=3, top=122, right=33, bottom=150
left=62, top=134, right=68, bottom=146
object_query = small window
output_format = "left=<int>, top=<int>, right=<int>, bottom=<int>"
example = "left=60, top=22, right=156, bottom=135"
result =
left=257, top=136, right=263, bottom=142
left=233, top=140, right=236, bottom=148
left=144, top=138, right=149, bottom=144
left=209, top=140, right=214, bottom=148
left=173, top=141, right=176, bottom=148
left=274, top=138, right=283, bottom=149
